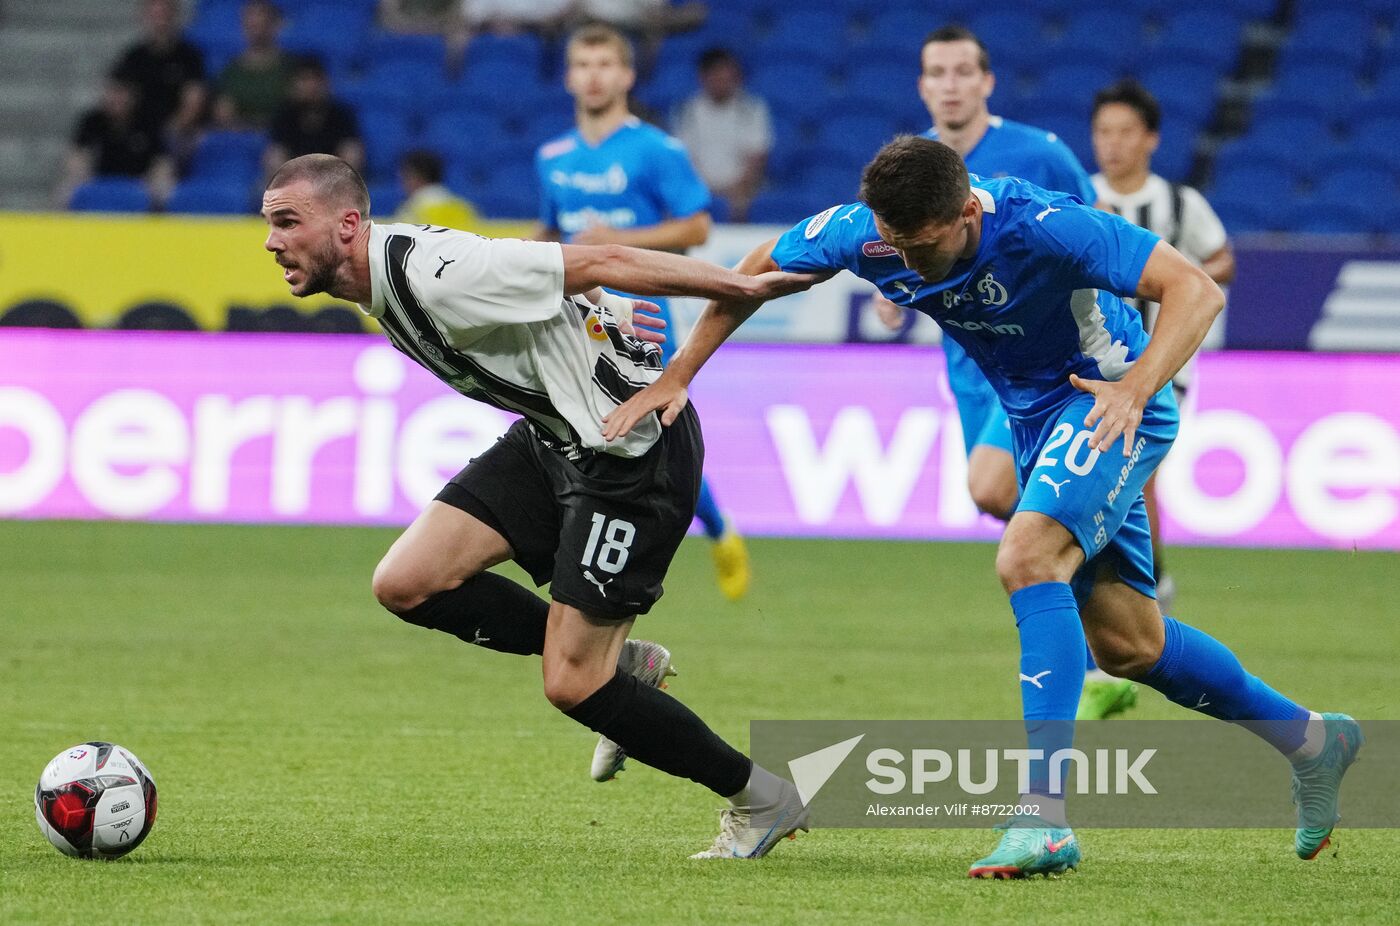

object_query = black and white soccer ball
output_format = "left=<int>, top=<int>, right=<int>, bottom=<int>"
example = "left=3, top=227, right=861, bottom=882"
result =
left=35, top=742, right=158, bottom=859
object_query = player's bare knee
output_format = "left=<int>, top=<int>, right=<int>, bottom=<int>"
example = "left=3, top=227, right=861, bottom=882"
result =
left=371, top=562, right=431, bottom=614
left=1086, top=628, right=1156, bottom=678
left=969, top=476, right=1016, bottom=521
left=995, top=539, right=1061, bottom=593
left=541, top=664, right=598, bottom=712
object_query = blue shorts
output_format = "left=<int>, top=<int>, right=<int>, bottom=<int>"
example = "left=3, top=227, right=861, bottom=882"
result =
left=945, top=338, right=1014, bottom=457
left=1012, top=385, right=1180, bottom=601
left=607, top=291, right=676, bottom=364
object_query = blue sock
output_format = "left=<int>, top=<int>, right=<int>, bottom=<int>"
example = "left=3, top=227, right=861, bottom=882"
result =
left=1010, top=582, right=1085, bottom=797
left=1141, top=616, right=1310, bottom=755
left=695, top=476, right=726, bottom=540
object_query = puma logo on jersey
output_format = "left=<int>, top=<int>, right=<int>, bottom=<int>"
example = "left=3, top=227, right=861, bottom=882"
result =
left=1036, top=205, right=1060, bottom=222
left=1038, top=474, right=1070, bottom=497
left=891, top=280, right=921, bottom=299
left=1020, top=670, right=1052, bottom=688
left=435, top=257, right=456, bottom=278
left=583, top=569, right=614, bottom=596
left=839, top=205, right=861, bottom=223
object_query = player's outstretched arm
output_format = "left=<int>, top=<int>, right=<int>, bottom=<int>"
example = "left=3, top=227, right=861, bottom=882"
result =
left=560, top=242, right=815, bottom=303
left=1071, top=239, right=1223, bottom=454
left=601, top=238, right=802, bottom=441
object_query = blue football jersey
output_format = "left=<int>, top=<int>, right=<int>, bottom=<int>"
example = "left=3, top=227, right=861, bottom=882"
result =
left=536, top=116, right=711, bottom=241
left=924, top=116, right=1096, bottom=203
left=770, top=178, right=1162, bottom=424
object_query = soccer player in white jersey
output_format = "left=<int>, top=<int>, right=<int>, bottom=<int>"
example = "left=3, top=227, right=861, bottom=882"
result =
left=1091, top=79, right=1236, bottom=612
left=260, top=153, right=819, bottom=859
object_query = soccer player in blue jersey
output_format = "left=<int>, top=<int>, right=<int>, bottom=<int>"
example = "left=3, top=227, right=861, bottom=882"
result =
left=603, top=136, right=1362, bottom=878
left=878, top=25, right=1134, bottom=721
left=532, top=24, right=749, bottom=610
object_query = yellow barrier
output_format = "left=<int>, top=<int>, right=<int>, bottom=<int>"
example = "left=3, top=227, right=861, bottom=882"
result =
left=0, top=212, right=534, bottom=330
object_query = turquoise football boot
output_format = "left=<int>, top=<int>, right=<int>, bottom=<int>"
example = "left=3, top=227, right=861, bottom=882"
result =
left=1292, top=713, right=1363, bottom=860
left=968, top=816, right=1081, bottom=879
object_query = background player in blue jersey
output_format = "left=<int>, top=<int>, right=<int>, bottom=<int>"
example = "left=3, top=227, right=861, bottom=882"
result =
left=603, top=136, right=1361, bottom=880
left=533, top=24, right=751, bottom=606
left=876, top=25, right=1134, bottom=721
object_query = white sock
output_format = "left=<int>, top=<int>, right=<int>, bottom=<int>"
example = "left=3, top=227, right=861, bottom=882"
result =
left=1289, top=712, right=1328, bottom=762
left=727, top=763, right=786, bottom=810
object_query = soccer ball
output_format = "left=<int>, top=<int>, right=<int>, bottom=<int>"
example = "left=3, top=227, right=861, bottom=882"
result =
left=35, top=742, right=158, bottom=859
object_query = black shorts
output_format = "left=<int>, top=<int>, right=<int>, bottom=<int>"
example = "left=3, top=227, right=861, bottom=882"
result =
left=435, top=406, right=704, bottom=619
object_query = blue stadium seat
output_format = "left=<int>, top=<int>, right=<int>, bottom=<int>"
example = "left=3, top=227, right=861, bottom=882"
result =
left=360, top=30, right=449, bottom=68
left=1141, top=63, right=1221, bottom=125
left=756, top=10, right=851, bottom=60
left=1279, top=10, right=1377, bottom=71
left=1212, top=164, right=1298, bottom=202
left=1239, top=114, right=1337, bottom=175
left=165, top=178, right=253, bottom=215
left=1293, top=0, right=1394, bottom=18
left=1212, top=138, right=1305, bottom=184
left=750, top=63, right=834, bottom=117
left=815, top=113, right=900, bottom=159
left=1154, top=10, right=1243, bottom=69
left=1056, top=10, right=1146, bottom=71
left=1340, top=116, right=1400, bottom=171
left=1313, top=168, right=1397, bottom=203
left=1033, top=64, right=1119, bottom=115
left=747, top=187, right=829, bottom=225
left=467, top=33, right=545, bottom=75
left=1206, top=192, right=1271, bottom=233
left=343, top=59, right=449, bottom=113
left=1255, top=64, right=1361, bottom=123
left=356, top=108, right=419, bottom=182
left=472, top=188, right=536, bottom=220
left=187, top=130, right=265, bottom=182
left=186, top=1, right=243, bottom=64
left=1152, top=124, right=1197, bottom=182
left=1280, top=196, right=1375, bottom=235
left=968, top=12, right=1046, bottom=69
left=69, top=178, right=152, bottom=213
left=281, top=2, right=369, bottom=63
left=422, top=111, right=505, bottom=165
left=858, top=10, right=940, bottom=59
left=366, top=181, right=405, bottom=217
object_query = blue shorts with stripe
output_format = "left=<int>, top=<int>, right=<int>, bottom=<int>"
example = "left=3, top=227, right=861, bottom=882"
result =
left=945, top=338, right=1015, bottom=457
left=1012, top=385, right=1179, bottom=602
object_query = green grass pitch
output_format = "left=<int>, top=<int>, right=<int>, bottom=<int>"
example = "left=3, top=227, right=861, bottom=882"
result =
left=2, top=520, right=1396, bottom=924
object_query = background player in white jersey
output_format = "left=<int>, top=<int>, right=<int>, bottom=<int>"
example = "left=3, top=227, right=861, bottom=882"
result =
left=533, top=25, right=752, bottom=607
left=260, top=153, right=818, bottom=859
left=1091, top=79, right=1236, bottom=612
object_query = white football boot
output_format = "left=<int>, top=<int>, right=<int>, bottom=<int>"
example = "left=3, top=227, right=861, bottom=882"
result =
left=589, top=639, right=677, bottom=782
left=691, top=767, right=811, bottom=859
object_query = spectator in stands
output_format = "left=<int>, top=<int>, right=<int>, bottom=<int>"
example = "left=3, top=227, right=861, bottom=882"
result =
left=672, top=48, right=772, bottom=221
left=110, top=0, right=206, bottom=146
left=393, top=150, right=481, bottom=228
left=213, top=0, right=296, bottom=129
left=264, top=59, right=364, bottom=176
left=58, top=76, right=175, bottom=207
left=1090, top=77, right=1235, bottom=612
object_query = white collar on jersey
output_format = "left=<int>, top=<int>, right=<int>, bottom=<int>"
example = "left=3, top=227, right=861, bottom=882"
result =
left=972, top=187, right=997, bottom=214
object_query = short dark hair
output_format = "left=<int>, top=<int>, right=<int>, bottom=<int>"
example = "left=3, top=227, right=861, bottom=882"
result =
left=400, top=149, right=444, bottom=184
left=267, top=153, right=370, bottom=216
left=922, top=25, right=990, bottom=72
left=698, top=47, right=740, bottom=73
left=860, top=135, right=970, bottom=232
left=1092, top=79, right=1161, bottom=133
left=291, top=56, right=328, bottom=79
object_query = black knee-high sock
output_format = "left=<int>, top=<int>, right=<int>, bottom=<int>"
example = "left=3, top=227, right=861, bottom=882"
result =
left=565, top=669, right=752, bottom=797
left=396, top=573, right=547, bottom=656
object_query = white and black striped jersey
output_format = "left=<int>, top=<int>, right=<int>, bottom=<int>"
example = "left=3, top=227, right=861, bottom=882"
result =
left=1091, top=173, right=1227, bottom=268
left=1092, top=172, right=1230, bottom=372
left=360, top=222, right=664, bottom=458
